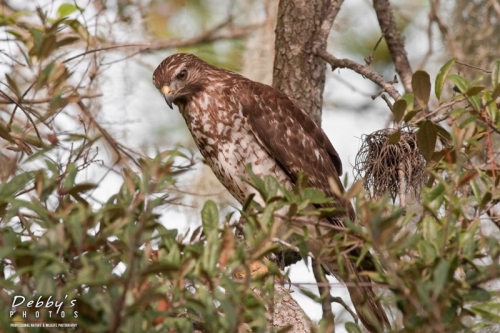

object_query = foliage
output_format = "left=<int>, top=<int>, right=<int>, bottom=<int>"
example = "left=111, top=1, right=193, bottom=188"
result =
left=0, top=2, right=271, bottom=332
left=352, top=60, right=500, bottom=331
left=1, top=1, right=500, bottom=333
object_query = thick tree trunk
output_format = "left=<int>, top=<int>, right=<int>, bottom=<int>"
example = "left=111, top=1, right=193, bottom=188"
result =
left=271, top=0, right=338, bottom=330
left=273, top=0, right=330, bottom=126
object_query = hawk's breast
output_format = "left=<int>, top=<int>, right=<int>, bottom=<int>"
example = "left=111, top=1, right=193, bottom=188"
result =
left=180, top=97, right=292, bottom=205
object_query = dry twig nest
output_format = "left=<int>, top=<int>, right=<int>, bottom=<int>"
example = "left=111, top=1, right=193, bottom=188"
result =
left=354, top=128, right=427, bottom=202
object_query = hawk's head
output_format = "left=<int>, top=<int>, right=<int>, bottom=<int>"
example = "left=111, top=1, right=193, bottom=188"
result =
left=152, top=53, right=212, bottom=109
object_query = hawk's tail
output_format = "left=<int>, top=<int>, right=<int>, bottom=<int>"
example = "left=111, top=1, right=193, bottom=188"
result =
left=323, top=259, right=390, bottom=332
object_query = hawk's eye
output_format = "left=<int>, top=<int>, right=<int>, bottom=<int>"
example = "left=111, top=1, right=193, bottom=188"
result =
left=177, top=69, right=187, bottom=80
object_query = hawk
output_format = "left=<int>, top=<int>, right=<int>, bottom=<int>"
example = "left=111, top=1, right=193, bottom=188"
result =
left=153, top=53, right=389, bottom=331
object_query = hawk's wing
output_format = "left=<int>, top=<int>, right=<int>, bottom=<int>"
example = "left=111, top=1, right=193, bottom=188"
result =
left=238, top=81, right=354, bottom=220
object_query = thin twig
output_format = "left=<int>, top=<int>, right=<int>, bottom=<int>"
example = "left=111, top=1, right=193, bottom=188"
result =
left=0, top=94, right=102, bottom=105
left=397, top=162, right=406, bottom=208
left=330, top=295, right=359, bottom=323
left=455, top=61, right=491, bottom=74
left=63, top=22, right=259, bottom=64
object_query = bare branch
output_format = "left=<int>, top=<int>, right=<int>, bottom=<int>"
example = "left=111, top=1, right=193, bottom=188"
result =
left=373, top=0, right=413, bottom=93
left=316, top=49, right=401, bottom=100
left=0, top=94, right=102, bottom=105
left=64, top=22, right=259, bottom=64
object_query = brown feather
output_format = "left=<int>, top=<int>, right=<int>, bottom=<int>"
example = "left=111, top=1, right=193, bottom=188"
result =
left=153, top=53, right=390, bottom=332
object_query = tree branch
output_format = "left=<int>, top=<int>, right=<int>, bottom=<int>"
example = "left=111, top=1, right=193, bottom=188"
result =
left=316, top=49, right=401, bottom=100
left=313, top=1, right=402, bottom=102
left=373, top=0, right=413, bottom=93
left=313, top=0, right=345, bottom=54
left=64, top=21, right=259, bottom=64
left=312, top=260, right=335, bottom=329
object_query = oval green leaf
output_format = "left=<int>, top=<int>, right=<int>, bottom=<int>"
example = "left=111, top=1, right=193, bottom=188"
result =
left=57, top=4, right=79, bottom=18
left=412, top=70, right=431, bottom=109
left=201, top=200, right=219, bottom=233
left=345, top=322, right=363, bottom=333
left=435, top=58, right=456, bottom=100
left=392, top=99, right=407, bottom=124
left=388, top=129, right=401, bottom=145
left=417, top=120, right=437, bottom=162
left=465, top=85, right=485, bottom=97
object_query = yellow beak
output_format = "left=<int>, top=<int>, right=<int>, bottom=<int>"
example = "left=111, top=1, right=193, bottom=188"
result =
left=161, top=85, right=175, bottom=109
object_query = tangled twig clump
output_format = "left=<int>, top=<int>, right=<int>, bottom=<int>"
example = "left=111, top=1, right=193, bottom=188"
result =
left=354, top=128, right=427, bottom=203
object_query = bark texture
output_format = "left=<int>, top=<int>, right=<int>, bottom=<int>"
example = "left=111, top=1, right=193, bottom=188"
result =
left=271, top=283, right=317, bottom=332
left=373, top=0, right=413, bottom=93
left=273, top=0, right=330, bottom=126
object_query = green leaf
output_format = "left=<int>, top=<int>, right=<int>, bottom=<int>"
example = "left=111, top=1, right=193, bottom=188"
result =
left=245, top=163, right=266, bottom=195
left=471, top=305, right=500, bottom=322
left=435, top=58, right=456, bottom=100
left=432, top=258, right=450, bottom=297
left=392, top=99, right=407, bottom=124
left=448, top=74, right=469, bottom=93
left=492, top=60, right=500, bottom=88
left=465, top=85, right=485, bottom=97
left=412, top=70, right=431, bottom=109
left=57, top=36, right=80, bottom=48
left=5, top=74, right=20, bottom=97
left=63, top=163, right=78, bottom=189
left=484, top=90, right=498, bottom=123
left=301, top=188, right=330, bottom=204
left=434, top=123, right=451, bottom=142
left=68, top=183, right=98, bottom=195
left=479, top=191, right=492, bottom=210
left=201, top=200, right=219, bottom=233
left=465, top=287, right=491, bottom=302
left=403, top=110, right=419, bottom=123
left=418, top=240, right=438, bottom=261
left=387, top=129, right=401, bottom=144
left=28, top=28, right=44, bottom=55
left=263, top=175, right=281, bottom=200
left=345, top=322, right=363, bottom=333
left=417, top=120, right=437, bottom=161
left=401, top=93, right=414, bottom=110
left=0, top=172, right=33, bottom=198
left=491, top=83, right=500, bottom=102
left=57, top=4, right=79, bottom=18
left=459, top=114, right=479, bottom=128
